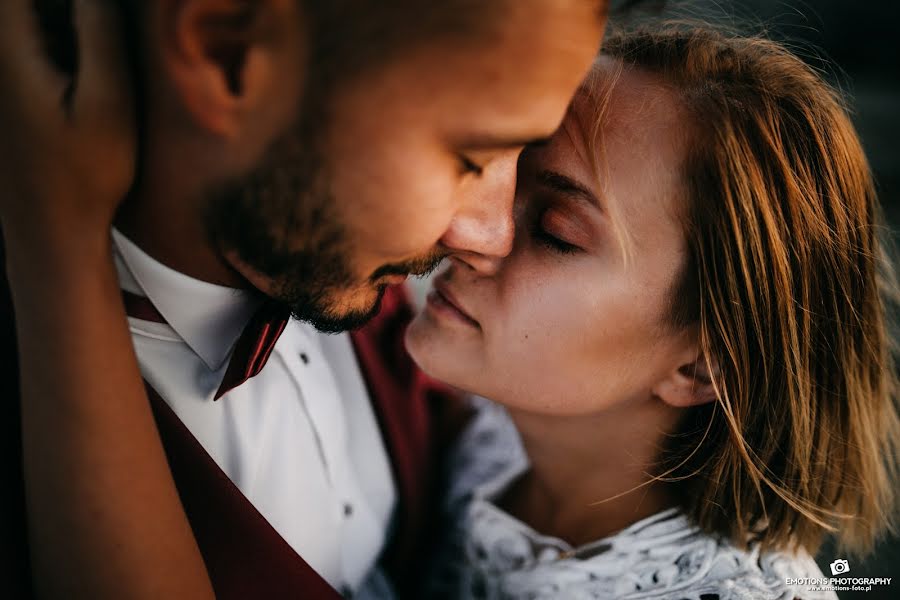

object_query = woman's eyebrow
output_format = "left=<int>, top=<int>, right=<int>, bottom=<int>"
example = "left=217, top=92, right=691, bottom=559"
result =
left=536, top=170, right=600, bottom=207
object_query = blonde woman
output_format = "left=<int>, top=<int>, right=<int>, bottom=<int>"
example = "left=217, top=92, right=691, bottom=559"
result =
left=409, top=23, right=900, bottom=599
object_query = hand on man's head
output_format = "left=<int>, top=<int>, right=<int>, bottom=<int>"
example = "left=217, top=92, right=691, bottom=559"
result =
left=0, top=0, right=136, bottom=248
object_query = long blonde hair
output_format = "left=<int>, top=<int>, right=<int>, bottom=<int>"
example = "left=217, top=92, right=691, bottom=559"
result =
left=588, top=22, right=900, bottom=556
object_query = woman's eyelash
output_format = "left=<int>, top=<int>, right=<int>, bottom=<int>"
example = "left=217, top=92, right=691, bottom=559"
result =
left=533, top=227, right=580, bottom=255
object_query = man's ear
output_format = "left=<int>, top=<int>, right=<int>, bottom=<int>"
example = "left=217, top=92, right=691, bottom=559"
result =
left=652, top=350, right=720, bottom=409
left=159, top=0, right=306, bottom=140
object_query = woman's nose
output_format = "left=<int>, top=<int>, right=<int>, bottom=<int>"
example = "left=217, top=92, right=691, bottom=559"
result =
left=438, top=153, right=517, bottom=275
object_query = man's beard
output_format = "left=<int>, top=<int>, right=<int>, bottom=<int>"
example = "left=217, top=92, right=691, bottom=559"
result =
left=203, top=116, right=445, bottom=333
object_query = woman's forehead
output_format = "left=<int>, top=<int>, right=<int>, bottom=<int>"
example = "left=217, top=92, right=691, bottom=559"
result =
left=539, top=62, right=690, bottom=255
left=580, top=61, right=683, bottom=145
left=550, top=66, right=686, bottom=196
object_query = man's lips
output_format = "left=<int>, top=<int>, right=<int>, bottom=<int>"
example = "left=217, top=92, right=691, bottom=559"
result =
left=431, top=280, right=480, bottom=328
left=371, top=251, right=448, bottom=282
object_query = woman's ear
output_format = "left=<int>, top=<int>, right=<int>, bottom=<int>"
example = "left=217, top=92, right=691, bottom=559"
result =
left=652, top=351, right=720, bottom=409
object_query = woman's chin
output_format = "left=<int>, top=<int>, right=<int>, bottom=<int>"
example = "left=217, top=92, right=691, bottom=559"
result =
left=405, top=312, right=474, bottom=390
left=404, top=314, right=441, bottom=374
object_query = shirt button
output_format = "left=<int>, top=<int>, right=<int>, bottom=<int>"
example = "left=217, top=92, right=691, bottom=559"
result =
left=343, top=503, right=354, bottom=517
left=300, top=352, right=309, bottom=364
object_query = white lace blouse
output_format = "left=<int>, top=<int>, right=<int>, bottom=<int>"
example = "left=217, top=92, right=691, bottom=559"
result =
left=425, top=398, right=838, bottom=600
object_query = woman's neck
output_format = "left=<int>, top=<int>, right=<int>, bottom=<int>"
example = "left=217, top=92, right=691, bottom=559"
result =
left=499, top=397, right=683, bottom=547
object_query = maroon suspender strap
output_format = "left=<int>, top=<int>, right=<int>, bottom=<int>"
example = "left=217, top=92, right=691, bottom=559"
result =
left=143, top=381, right=341, bottom=600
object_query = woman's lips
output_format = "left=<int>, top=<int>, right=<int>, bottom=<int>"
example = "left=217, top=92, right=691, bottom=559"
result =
left=427, top=281, right=480, bottom=329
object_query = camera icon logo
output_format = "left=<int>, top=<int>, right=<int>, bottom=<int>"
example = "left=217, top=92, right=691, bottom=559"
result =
left=830, top=559, right=850, bottom=575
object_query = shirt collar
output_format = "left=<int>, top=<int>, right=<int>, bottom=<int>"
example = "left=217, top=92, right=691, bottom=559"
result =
left=112, top=228, right=262, bottom=371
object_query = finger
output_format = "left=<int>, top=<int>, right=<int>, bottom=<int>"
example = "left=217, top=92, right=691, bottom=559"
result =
left=70, top=0, right=135, bottom=133
left=0, top=0, right=73, bottom=120
left=66, top=0, right=137, bottom=203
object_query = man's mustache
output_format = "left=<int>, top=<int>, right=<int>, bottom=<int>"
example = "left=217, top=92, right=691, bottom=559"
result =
left=370, top=250, right=448, bottom=282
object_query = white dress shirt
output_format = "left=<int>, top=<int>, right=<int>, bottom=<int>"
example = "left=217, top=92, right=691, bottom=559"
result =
left=111, top=229, right=397, bottom=596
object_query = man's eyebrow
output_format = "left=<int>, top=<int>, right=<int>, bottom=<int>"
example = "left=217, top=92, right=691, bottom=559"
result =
left=459, top=134, right=553, bottom=150
left=536, top=170, right=600, bottom=207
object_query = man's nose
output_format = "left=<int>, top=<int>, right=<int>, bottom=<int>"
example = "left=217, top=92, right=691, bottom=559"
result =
left=439, top=153, right=517, bottom=275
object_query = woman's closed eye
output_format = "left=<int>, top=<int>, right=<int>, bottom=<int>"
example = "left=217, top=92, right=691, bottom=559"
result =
left=532, top=205, right=588, bottom=255
left=534, top=224, right=581, bottom=254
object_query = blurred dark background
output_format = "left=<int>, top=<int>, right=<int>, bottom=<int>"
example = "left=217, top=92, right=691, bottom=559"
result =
left=662, top=1, right=900, bottom=598
left=685, top=0, right=900, bottom=223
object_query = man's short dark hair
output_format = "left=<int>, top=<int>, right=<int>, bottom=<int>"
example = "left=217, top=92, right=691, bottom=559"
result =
left=301, top=0, right=512, bottom=82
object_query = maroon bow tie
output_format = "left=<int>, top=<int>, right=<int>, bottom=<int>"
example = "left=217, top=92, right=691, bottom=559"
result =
left=122, top=290, right=291, bottom=400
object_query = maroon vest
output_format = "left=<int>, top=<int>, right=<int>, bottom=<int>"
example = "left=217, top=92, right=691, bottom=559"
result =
left=0, top=247, right=456, bottom=599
